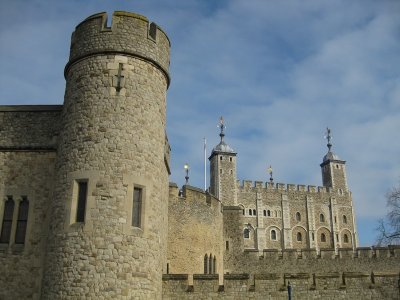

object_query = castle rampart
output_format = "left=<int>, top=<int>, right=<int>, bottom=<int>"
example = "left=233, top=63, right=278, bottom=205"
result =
left=66, top=11, right=170, bottom=86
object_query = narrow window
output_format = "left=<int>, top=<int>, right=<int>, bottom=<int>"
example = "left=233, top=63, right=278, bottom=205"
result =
left=220, top=156, right=223, bottom=161
left=297, top=232, right=302, bottom=242
left=271, top=230, right=276, bottom=240
left=343, top=215, right=347, bottom=224
left=244, top=228, right=250, bottom=239
left=253, top=209, right=256, bottom=216
left=336, top=234, right=339, bottom=241
left=242, top=209, right=245, bottom=215
left=132, top=187, right=143, bottom=227
left=213, top=256, right=216, bottom=274
left=267, top=210, right=271, bottom=217
left=263, top=210, right=266, bottom=217
left=230, top=170, right=233, bottom=175
left=249, top=209, right=252, bottom=216
left=344, top=234, right=349, bottom=243
left=321, top=233, right=326, bottom=242
left=226, top=241, right=229, bottom=250
left=209, top=253, right=213, bottom=274
left=220, top=169, right=222, bottom=174
left=166, top=263, right=169, bottom=274
left=76, top=181, right=88, bottom=223
left=149, top=22, right=157, bottom=40
left=229, top=157, right=232, bottom=162
left=334, top=216, right=337, bottom=223
left=320, top=214, right=325, bottom=222
left=0, top=196, right=14, bottom=244
left=204, top=254, right=208, bottom=274
left=15, top=196, right=29, bottom=244
left=296, top=212, right=301, bottom=221
left=312, top=233, right=315, bottom=241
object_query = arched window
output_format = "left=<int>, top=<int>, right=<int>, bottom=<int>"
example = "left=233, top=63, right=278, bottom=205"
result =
left=204, top=254, right=208, bottom=274
left=296, top=212, right=301, bottom=221
left=0, top=197, right=14, bottom=244
left=297, top=232, right=302, bottom=241
left=267, top=210, right=271, bottom=217
left=244, top=228, right=250, bottom=239
left=320, top=214, right=325, bottom=222
left=263, top=210, right=266, bottom=216
left=209, top=253, right=213, bottom=274
left=249, top=209, right=252, bottom=216
left=15, top=196, right=29, bottom=244
left=253, top=209, right=256, bottom=216
left=344, top=234, right=349, bottom=243
left=271, top=230, right=277, bottom=240
left=213, top=256, right=216, bottom=274
left=343, top=215, right=347, bottom=224
left=321, top=233, right=326, bottom=242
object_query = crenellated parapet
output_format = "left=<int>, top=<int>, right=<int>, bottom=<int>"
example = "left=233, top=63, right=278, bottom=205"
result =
left=163, top=269, right=400, bottom=298
left=66, top=11, right=170, bottom=86
left=237, top=180, right=336, bottom=194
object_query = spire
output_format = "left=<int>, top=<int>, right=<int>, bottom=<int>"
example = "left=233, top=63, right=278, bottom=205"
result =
left=325, top=127, right=332, bottom=152
left=218, top=116, right=225, bottom=143
left=322, top=127, right=341, bottom=162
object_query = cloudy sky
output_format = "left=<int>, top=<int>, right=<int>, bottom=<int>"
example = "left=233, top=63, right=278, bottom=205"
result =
left=1, top=0, right=399, bottom=246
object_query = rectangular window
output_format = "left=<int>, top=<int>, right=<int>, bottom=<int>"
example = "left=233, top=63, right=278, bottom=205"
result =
left=132, top=187, right=143, bottom=227
left=76, top=181, right=88, bottom=223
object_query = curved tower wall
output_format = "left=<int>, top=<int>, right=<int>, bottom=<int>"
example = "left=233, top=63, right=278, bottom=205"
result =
left=42, top=11, right=170, bottom=299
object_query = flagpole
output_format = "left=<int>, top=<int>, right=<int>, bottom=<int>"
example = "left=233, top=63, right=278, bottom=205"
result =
left=204, top=137, right=207, bottom=191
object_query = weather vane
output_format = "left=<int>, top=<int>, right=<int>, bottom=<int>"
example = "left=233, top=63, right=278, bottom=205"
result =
left=267, top=165, right=273, bottom=183
left=324, top=127, right=332, bottom=151
left=218, top=116, right=225, bottom=142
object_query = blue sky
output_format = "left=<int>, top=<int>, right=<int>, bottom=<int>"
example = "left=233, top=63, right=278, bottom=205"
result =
left=1, top=0, right=399, bottom=246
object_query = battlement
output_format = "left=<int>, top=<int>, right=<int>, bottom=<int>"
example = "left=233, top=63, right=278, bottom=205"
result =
left=237, top=180, right=335, bottom=194
left=252, top=246, right=400, bottom=260
left=163, top=271, right=400, bottom=298
left=65, top=11, right=170, bottom=86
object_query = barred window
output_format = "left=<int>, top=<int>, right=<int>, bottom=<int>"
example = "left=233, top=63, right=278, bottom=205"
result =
left=0, top=197, right=14, bottom=244
left=15, top=196, right=29, bottom=244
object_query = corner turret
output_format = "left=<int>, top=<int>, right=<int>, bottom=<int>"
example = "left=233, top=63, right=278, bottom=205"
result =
left=320, top=128, right=348, bottom=191
left=209, top=117, right=237, bottom=205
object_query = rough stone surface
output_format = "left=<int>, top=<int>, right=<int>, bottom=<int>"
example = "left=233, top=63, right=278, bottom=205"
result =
left=0, top=10, right=398, bottom=300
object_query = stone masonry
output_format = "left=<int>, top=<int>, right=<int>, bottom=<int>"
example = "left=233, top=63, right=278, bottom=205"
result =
left=0, top=10, right=399, bottom=300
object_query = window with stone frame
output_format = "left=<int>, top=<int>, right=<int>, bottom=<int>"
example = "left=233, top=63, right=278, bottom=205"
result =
left=344, top=234, right=349, bottom=243
left=15, top=196, right=29, bottom=244
left=243, top=228, right=250, bottom=239
left=297, top=232, right=302, bottom=241
left=0, top=196, right=14, bottom=244
left=343, top=215, right=347, bottom=224
left=296, top=212, right=301, bottom=221
left=132, top=187, right=143, bottom=228
left=76, top=181, right=88, bottom=223
left=320, top=213, right=325, bottom=222
left=271, top=229, right=277, bottom=240
left=321, top=233, right=326, bottom=242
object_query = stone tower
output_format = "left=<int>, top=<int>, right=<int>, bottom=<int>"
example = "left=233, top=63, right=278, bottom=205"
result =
left=320, top=128, right=348, bottom=191
left=41, top=11, right=170, bottom=299
left=209, top=117, right=237, bottom=205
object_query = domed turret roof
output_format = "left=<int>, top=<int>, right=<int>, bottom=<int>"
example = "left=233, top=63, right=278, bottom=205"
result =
left=213, top=140, right=235, bottom=153
left=323, top=151, right=340, bottom=162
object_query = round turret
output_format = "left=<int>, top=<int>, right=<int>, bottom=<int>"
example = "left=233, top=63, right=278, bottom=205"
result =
left=42, top=11, right=170, bottom=299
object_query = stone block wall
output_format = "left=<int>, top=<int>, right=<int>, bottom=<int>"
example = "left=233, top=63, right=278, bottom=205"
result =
left=167, top=184, right=223, bottom=277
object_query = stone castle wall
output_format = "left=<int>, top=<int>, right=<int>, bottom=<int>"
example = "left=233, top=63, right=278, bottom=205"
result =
left=162, top=267, right=400, bottom=299
left=235, top=180, right=356, bottom=250
left=41, top=11, right=170, bottom=299
left=0, top=106, right=60, bottom=299
left=167, top=184, right=224, bottom=278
